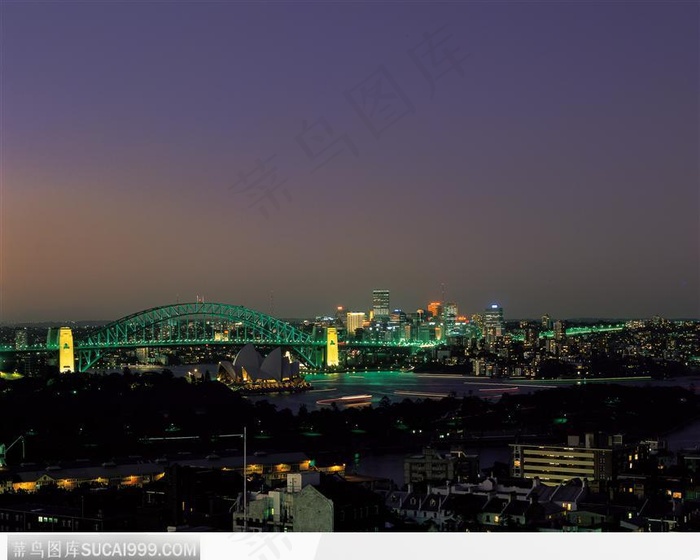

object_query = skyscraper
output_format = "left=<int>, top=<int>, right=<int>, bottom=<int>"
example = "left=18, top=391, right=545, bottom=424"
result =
left=484, top=304, right=505, bottom=344
left=14, top=328, right=28, bottom=350
left=346, top=312, right=365, bottom=336
left=372, top=290, right=390, bottom=321
left=443, top=302, right=458, bottom=322
left=541, top=314, right=553, bottom=330
left=427, top=302, right=442, bottom=320
left=554, top=320, right=567, bottom=341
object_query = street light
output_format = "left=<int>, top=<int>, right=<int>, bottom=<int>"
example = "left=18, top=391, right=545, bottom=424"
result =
left=223, top=428, right=247, bottom=531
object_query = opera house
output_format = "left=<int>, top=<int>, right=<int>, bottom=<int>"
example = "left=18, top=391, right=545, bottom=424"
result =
left=217, top=344, right=301, bottom=385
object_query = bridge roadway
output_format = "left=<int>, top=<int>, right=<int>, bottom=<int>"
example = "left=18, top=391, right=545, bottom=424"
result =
left=0, top=301, right=625, bottom=371
left=0, top=325, right=624, bottom=354
left=0, top=339, right=440, bottom=353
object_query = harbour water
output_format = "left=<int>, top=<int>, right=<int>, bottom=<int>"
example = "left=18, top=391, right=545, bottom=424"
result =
left=124, top=365, right=700, bottom=487
left=243, top=371, right=700, bottom=413
left=128, top=365, right=700, bottom=413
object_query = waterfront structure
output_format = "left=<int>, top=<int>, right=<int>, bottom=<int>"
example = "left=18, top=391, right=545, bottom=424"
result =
left=5, top=452, right=316, bottom=495
left=217, top=344, right=300, bottom=383
left=372, top=290, right=390, bottom=321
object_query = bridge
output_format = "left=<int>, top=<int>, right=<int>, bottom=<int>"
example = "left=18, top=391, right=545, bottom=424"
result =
left=0, top=302, right=442, bottom=373
left=1, top=302, right=626, bottom=373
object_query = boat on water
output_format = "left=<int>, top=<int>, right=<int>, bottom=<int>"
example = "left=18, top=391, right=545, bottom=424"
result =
left=316, top=394, right=373, bottom=408
left=225, top=379, right=312, bottom=395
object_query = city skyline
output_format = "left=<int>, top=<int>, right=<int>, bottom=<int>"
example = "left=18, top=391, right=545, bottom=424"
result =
left=1, top=289, right=698, bottom=326
left=2, top=2, right=698, bottom=323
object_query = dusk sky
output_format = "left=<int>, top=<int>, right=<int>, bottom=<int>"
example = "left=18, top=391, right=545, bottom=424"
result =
left=1, top=1, right=698, bottom=323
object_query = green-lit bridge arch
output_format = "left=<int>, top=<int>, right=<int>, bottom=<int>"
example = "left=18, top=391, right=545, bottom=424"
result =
left=77, top=302, right=322, bottom=372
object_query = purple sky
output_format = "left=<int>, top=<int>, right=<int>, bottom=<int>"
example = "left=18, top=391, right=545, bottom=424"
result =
left=1, top=1, right=698, bottom=323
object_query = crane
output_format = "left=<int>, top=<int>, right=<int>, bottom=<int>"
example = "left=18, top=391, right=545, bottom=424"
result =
left=0, top=435, right=26, bottom=468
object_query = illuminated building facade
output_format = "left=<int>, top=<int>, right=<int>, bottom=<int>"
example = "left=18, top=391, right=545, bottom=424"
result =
left=554, top=320, right=567, bottom=341
left=510, top=443, right=613, bottom=484
left=542, top=314, right=553, bottom=330
left=14, top=329, right=28, bottom=350
left=443, top=302, right=458, bottom=334
left=428, top=302, right=442, bottom=320
left=372, top=290, right=390, bottom=321
left=484, top=304, right=505, bottom=345
left=346, top=312, right=365, bottom=336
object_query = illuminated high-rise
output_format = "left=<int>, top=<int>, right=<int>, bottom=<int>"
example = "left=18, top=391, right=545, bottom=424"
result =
left=541, top=314, right=553, bottom=330
left=372, top=290, right=390, bottom=321
left=427, top=302, right=442, bottom=320
left=484, top=304, right=505, bottom=344
left=14, top=328, right=28, bottom=350
left=443, top=302, right=458, bottom=321
left=346, top=312, right=365, bottom=336
left=335, top=306, right=346, bottom=327
left=554, top=320, right=567, bottom=341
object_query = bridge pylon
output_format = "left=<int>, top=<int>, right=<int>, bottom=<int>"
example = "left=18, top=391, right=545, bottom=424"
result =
left=325, top=327, right=339, bottom=367
left=59, top=327, right=75, bottom=373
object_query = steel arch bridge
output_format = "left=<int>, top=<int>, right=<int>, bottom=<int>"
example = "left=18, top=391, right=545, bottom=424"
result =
left=76, top=302, right=322, bottom=372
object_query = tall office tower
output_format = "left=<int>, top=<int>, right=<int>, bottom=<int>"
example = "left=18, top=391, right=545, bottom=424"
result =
left=484, top=304, right=505, bottom=344
left=541, top=314, right=553, bottom=330
left=442, top=302, right=458, bottom=335
left=443, top=302, right=458, bottom=321
left=335, top=306, right=346, bottom=327
left=390, top=309, right=406, bottom=323
left=554, top=320, right=567, bottom=341
left=346, top=312, right=365, bottom=336
left=372, top=289, right=390, bottom=321
left=325, top=327, right=339, bottom=367
left=14, top=328, right=28, bottom=349
left=523, top=324, right=539, bottom=349
left=427, top=302, right=442, bottom=320
left=58, top=327, right=75, bottom=373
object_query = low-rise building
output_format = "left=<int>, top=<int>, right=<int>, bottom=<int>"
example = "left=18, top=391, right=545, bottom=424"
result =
left=404, top=447, right=479, bottom=485
left=510, top=441, right=613, bottom=484
left=233, top=473, right=383, bottom=532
